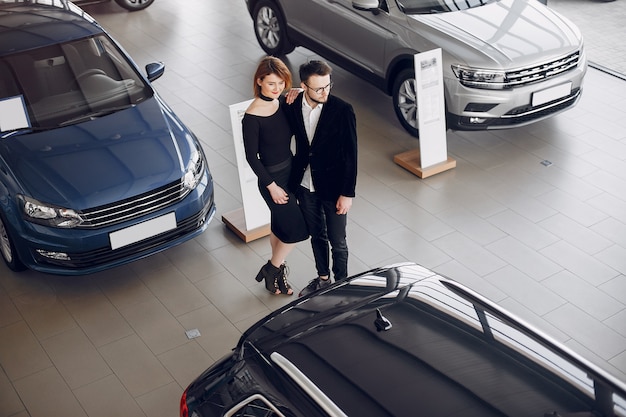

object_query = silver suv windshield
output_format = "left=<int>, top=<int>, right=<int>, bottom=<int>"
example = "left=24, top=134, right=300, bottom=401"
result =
left=397, top=0, right=499, bottom=14
left=0, top=34, right=151, bottom=131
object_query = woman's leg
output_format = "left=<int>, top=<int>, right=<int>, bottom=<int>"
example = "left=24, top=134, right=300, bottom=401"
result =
left=269, top=233, right=295, bottom=267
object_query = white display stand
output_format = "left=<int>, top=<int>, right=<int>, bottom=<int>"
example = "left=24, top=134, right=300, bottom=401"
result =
left=222, top=99, right=271, bottom=242
left=394, top=49, right=456, bottom=178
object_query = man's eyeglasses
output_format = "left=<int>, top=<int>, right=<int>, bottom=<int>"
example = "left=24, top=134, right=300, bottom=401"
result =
left=304, top=82, right=333, bottom=94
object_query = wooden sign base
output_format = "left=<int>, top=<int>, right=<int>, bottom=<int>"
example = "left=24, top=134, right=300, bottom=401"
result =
left=394, top=148, right=456, bottom=179
left=222, top=207, right=270, bottom=243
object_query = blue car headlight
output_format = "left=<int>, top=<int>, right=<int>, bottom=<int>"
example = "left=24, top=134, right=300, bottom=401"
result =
left=18, top=195, right=84, bottom=228
left=182, top=145, right=205, bottom=192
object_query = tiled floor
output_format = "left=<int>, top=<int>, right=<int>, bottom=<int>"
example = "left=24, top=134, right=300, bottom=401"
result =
left=1, top=0, right=626, bottom=416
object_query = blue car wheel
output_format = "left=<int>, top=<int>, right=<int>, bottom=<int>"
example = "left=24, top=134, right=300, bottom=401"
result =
left=0, top=213, right=25, bottom=272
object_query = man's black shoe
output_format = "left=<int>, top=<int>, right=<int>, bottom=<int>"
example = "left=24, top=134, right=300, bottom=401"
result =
left=298, top=277, right=332, bottom=297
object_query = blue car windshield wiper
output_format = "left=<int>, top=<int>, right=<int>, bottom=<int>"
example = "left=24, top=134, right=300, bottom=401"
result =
left=59, top=104, right=136, bottom=127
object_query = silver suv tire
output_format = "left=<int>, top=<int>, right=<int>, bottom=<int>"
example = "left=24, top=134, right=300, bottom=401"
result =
left=252, top=0, right=295, bottom=56
left=392, top=68, right=419, bottom=137
left=113, top=0, right=155, bottom=11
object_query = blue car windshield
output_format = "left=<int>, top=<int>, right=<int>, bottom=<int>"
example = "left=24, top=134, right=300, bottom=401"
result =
left=0, top=34, right=152, bottom=132
left=396, top=0, right=498, bottom=14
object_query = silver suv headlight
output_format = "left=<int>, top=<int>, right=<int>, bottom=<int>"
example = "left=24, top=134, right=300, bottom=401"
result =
left=19, top=195, right=84, bottom=228
left=451, top=64, right=507, bottom=90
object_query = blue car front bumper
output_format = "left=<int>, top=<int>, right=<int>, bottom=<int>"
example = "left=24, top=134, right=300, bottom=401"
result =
left=8, top=176, right=215, bottom=276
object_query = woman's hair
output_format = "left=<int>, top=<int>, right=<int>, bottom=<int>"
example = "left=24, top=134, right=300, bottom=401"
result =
left=299, top=59, right=332, bottom=84
left=253, top=56, right=292, bottom=97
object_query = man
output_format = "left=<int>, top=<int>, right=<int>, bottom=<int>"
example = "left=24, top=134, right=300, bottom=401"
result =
left=285, top=60, right=358, bottom=296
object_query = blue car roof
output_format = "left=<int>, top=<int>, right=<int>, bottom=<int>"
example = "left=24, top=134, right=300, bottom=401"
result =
left=0, top=2, right=102, bottom=56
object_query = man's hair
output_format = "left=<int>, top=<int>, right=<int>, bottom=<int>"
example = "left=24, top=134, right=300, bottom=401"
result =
left=299, top=59, right=332, bottom=83
left=253, top=56, right=292, bottom=97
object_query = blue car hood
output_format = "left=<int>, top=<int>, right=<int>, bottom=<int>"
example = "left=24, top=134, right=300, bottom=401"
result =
left=2, top=97, right=191, bottom=210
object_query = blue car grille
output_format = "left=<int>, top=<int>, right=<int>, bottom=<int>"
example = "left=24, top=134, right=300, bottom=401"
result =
left=77, top=179, right=189, bottom=229
left=505, top=51, right=581, bottom=87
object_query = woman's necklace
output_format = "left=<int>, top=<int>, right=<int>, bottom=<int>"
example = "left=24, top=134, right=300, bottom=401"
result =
left=259, top=93, right=274, bottom=102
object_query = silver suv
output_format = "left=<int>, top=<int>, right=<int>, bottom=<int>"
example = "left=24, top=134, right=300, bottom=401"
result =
left=245, top=0, right=587, bottom=136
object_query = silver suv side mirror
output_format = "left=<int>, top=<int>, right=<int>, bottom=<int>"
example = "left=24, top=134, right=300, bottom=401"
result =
left=353, top=0, right=379, bottom=12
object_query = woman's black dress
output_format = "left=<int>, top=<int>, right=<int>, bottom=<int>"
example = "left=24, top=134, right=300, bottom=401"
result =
left=242, top=100, right=308, bottom=244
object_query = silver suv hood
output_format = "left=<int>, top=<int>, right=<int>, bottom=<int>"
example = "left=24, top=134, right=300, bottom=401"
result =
left=408, top=0, right=583, bottom=68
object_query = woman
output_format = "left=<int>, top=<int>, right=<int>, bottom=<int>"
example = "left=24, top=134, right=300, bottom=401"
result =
left=242, top=56, right=309, bottom=295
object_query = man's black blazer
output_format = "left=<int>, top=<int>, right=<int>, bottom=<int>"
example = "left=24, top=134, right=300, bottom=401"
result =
left=285, top=94, right=358, bottom=202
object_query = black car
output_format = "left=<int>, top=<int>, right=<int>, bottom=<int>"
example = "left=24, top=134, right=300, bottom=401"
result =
left=180, top=262, right=626, bottom=417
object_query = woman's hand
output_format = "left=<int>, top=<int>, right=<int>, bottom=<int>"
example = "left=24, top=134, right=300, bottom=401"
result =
left=284, top=88, right=303, bottom=105
left=267, top=182, right=289, bottom=204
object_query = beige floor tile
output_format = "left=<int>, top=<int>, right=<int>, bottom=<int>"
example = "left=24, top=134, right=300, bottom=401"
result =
left=0, top=366, right=24, bottom=417
left=119, top=297, right=189, bottom=355
left=139, top=265, right=210, bottom=317
left=129, top=252, right=176, bottom=276
left=163, top=239, right=226, bottom=282
left=0, top=321, right=52, bottom=381
left=177, top=304, right=242, bottom=360
left=194, top=270, right=270, bottom=324
left=6, top=411, right=29, bottom=417
left=74, top=374, right=145, bottom=417
left=14, top=367, right=86, bottom=417
left=136, top=381, right=183, bottom=417
left=97, top=274, right=156, bottom=312
left=41, top=327, right=112, bottom=390
left=13, top=286, right=77, bottom=341
left=157, top=342, right=214, bottom=388
left=0, top=290, right=21, bottom=329
left=63, top=290, right=134, bottom=348
left=98, top=335, right=173, bottom=397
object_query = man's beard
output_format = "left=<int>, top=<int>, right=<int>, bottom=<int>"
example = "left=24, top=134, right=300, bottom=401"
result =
left=306, top=91, right=328, bottom=105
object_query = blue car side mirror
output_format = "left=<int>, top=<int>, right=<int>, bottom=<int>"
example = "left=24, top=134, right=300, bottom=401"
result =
left=145, top=62, right=165, bottom=82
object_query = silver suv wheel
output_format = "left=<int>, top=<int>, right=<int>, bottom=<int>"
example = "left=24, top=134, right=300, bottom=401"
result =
left=393, top=69, right=419, bottom=137
left=253, top=0, right=294, bottom=56
left=113, top=0, right=154, bottom=11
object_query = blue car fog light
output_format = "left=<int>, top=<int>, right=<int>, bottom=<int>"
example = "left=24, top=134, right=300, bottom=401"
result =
left=35, top=249, right=71, bottom=261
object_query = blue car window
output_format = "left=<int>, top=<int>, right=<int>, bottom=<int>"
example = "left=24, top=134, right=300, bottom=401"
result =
left=1, top=34, right=152, bottom=129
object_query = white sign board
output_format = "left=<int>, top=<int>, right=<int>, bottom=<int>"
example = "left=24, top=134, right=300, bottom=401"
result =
left=0, top=96, right=30, bottom=133
left=229, top=100, right=270, bottom=230
left=414, top=49, right=448, bottom=168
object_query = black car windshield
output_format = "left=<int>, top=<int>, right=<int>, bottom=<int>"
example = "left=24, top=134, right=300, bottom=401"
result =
left=0, top=34, right=152, bottom=132
left=397, top=0, right=498, bottom=14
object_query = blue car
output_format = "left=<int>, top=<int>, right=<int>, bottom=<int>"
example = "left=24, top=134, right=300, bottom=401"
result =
left=0, top=1, right=215, bottom=275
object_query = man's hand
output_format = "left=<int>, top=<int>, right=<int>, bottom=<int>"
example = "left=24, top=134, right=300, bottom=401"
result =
left=284, top=88, right=303, bottom=105
left=336, top=196, right=352, bottom=215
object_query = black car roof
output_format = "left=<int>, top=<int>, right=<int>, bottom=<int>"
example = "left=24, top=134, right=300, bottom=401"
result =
left=243, top=263, right=626, bottom=417
left=0, top=1, right=101, bottom=56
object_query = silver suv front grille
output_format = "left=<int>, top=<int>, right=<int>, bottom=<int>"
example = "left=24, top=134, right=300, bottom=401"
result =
left=506, top=51, right=581, bottom=87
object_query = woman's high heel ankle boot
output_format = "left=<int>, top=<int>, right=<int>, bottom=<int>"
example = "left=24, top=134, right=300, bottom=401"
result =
left=255, top=261, right=280, bottom=294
